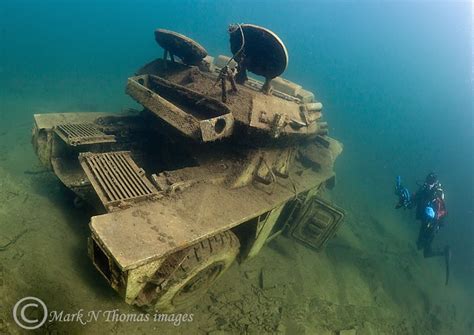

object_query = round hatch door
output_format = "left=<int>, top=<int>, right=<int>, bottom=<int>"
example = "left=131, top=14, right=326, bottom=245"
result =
left=154, top=29, right=208, bottom=65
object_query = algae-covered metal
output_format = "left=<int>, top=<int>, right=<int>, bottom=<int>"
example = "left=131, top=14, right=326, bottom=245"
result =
left=31, top=25, right=345, bottom=312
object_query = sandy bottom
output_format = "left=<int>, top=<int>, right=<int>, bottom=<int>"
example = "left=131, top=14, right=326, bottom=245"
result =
left=0, top=109, right=472, bottom=335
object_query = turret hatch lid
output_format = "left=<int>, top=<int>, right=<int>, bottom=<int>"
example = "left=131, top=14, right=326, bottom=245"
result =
left=154, top=29, right=208, bottom=65
left=229, top=24, right=288, bottom=79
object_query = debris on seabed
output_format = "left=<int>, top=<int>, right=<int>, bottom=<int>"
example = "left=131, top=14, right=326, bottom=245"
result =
left=0, top=229, right=28, bottom=251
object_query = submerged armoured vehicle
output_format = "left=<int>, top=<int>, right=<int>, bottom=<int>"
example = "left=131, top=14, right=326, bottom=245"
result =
left=32, top=24, right=344, bottom=311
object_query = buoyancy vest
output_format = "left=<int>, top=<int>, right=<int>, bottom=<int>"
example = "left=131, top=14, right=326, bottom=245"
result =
left=432, top=197, right=447, bottom=220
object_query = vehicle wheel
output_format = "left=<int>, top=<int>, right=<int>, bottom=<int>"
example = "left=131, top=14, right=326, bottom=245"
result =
left=136, top=230, right=240, bottom=312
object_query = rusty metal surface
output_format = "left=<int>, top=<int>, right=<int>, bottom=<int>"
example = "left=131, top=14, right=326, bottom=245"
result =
left=79, top=151, right=158, bottom=211
left=89, top=147, right=338, bottom=270
left=128, top=65, right=322, bottom=138
left=55, top=123, right=116, bottom=146
left=34, top=112, right=115, bottom=130
left=249, top=96, right=318, bottom=136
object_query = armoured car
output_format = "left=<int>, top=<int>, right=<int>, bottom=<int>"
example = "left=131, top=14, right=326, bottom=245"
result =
left=32, top=24, right=344, bottom=311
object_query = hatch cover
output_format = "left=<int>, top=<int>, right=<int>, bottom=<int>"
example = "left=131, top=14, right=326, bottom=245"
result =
left=229, top=24, right=288, bottom=80
left=154, top=29, right=208, bottom=65
left=290, top=197, right=345, bottom=251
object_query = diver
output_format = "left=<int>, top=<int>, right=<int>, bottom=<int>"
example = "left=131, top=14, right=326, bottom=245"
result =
left=395, top=173, right=451, bottom=285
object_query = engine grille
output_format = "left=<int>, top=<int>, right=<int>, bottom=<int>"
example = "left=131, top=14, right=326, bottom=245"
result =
left=55, top=123, right=116, bottom=146
left=79, top=151, right=158, bottom=211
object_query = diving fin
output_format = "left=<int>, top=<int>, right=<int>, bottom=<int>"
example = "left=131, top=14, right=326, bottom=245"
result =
left=444, top=246, right=451, bottom=286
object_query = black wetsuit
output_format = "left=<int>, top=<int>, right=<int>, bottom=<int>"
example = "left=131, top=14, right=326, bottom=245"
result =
left=416, top=218, right=444, bottom=258
left=413, top=183, right=446, bottom=258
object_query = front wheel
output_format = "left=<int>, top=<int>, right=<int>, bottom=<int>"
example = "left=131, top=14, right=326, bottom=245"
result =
left=136, top=230, right=240, bottom=312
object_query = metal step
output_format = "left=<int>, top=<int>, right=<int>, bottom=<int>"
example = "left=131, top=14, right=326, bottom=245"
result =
left=79, top=151, right=158, bottom=211
left=55, top=123, right=116, bottom=146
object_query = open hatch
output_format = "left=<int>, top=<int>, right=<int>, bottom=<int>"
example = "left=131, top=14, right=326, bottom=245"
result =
left=126, top=74, right=234, bottom=142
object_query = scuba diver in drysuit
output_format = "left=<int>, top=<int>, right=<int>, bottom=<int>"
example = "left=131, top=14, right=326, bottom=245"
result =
left=395, top=173, right=451, bottom=285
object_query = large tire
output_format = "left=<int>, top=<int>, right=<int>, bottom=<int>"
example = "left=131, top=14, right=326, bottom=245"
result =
left=139, top=230, right=240, bottom=312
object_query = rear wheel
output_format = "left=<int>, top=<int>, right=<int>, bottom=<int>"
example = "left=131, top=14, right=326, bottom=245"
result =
left=136, top=230, right=240, bottom=312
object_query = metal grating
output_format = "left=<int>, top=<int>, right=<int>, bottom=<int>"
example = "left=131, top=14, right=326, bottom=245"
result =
left=55, top=123, right=116, bottom=146
left=79, top=151, right=158, bottom=211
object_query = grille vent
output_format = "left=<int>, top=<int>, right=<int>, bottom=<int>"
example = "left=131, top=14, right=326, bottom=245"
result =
left=80, top=151, right=158, bottom=211
left=55, top=123, right=116, bottom=146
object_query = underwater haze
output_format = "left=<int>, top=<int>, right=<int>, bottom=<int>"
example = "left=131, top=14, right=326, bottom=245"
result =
left=0, top=0, right=473, bottom=334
